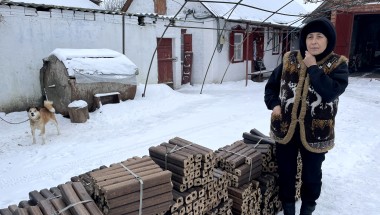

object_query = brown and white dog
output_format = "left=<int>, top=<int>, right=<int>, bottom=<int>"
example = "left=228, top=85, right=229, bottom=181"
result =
left=27, top=100, right=60, bottom=144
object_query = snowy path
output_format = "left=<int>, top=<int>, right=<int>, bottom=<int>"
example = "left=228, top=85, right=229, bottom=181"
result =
left=1, top=79, right=380, bottom=215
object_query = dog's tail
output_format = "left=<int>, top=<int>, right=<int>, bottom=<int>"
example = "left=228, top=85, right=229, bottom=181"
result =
left=44, top=100, right=55, bottom=113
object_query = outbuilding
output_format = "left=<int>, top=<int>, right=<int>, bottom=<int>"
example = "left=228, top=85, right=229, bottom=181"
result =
left=40, top=48, right=139, bottom=116
left=309, top=1, right=380, bottom=72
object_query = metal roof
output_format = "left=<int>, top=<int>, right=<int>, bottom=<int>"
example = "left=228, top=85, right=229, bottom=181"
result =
left=0, top=0, right=179, bottom=20
left=5, top=0, right=101, bottom=10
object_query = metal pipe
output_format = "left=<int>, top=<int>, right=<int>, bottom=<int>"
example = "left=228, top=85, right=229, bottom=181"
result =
left=122, top=14, right=125, bottom=54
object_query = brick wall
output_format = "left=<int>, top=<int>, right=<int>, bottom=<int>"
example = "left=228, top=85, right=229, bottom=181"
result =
left=330, top=3, right=380, bottom=26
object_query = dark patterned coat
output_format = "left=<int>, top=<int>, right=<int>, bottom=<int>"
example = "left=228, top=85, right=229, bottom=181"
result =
left=264, top=51, right=349, bottom=153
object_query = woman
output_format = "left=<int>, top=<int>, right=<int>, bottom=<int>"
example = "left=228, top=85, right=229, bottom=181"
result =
left=264, top=17, right=349, bottom=215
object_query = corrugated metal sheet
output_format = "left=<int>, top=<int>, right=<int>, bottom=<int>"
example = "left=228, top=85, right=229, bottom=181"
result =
left=0, top=0, right=180, bottom=20
left=1, top=0, right=179, bottom=19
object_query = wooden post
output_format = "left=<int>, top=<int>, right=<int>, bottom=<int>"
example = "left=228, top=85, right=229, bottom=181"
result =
left=68, top=100, right=89, bottom=123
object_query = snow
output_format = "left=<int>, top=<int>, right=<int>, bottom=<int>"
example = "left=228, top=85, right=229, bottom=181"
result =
left=7, top=0, right=102, bottom=10
left=50, top=48, right=139, bottom=77
left=68, top=100, right=88, bottom=108
left=52, top=49, right=122, bottom=60
left=1, top=77, right=380, bottom=214
left=294, top=0, right=321, bottom=12
left=94, top=92, right=120, bottom=97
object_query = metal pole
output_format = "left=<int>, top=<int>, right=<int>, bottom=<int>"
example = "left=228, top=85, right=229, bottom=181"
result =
left=200, top=0, right=243, bottom=94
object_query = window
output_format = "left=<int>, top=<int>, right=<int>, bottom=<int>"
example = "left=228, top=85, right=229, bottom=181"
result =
left=229, top=25, right=265, bottom=63
left=234, top=33, right=244, bottom=62
left=272, top=29, right=280, bottom=55
left=230, top=30, right=245, bottom=63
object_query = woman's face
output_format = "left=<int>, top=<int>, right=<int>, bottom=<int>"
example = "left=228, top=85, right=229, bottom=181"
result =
left=306, top=32, right=328, bottom=56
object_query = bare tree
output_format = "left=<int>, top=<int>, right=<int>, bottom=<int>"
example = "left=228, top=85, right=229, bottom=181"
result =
left=302, top=0, right=379, bottom=19
left=102, top=0, right=127, bottom=11
left=304, top=0, right=378, bottom=8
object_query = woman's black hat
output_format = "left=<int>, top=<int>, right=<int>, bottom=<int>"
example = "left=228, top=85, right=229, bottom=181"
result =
left=299, top=17, right=337, bottom=61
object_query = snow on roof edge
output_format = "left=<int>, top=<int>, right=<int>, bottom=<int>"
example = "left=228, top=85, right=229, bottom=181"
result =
left=51, top=48, right=122, bottom=61
left=6, top=0, right=102, bottom=10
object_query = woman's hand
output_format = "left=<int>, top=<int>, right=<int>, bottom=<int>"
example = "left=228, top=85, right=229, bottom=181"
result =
left=272, top=105, right=282, bottom=116
left=303, top=51, right=317, bottom=67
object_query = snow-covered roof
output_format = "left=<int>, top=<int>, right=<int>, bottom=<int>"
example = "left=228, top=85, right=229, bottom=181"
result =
left=5, top=0, right=102, bottom=10
left=202, top=0, right=308, bottom=27
left=294, top=0, right=321, bottom=13
left=50, top=49, right=139, bottom=77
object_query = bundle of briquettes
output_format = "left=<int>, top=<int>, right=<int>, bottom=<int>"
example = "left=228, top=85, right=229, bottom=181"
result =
left=214, top=139, right=263, bottom=215
left=214, top=140, right=263, bottom=188
left=148, top=137, right=233, bottom=215
left=242, top=128, right=302, bottom=215
left=0, top=182, right=103, bottom=215
left=73, top=156, right=173, bottom=215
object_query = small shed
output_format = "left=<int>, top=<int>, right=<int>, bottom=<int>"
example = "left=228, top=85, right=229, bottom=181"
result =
left=40, top=48, right=139, bottom=116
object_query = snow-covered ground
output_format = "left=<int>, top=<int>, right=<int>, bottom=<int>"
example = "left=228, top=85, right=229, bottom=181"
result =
left=1, top=77, right=380, bottom=214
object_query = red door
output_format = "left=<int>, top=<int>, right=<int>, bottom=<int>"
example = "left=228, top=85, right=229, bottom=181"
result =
left=250, top=29, right=265, bottom=60
left=335, top=12, right=354, bottom=57
left=249, top=29, right=265, bottom=73
left=157, top=38, right=173, bottom=84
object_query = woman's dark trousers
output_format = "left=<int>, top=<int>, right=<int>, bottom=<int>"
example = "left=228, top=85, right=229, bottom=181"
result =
left=276, top=133, right=326, bottom=215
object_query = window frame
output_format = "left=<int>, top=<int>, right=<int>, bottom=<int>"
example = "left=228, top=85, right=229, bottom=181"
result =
left=272, top=29, right=280, bottom=55
left=233, top=32, right=244, bottom=62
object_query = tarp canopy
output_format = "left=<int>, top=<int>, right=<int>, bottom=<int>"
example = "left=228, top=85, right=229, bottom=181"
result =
left=202, top=0, right=308, bottom=27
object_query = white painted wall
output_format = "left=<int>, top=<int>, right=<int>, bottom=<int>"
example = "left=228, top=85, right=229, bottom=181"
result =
left=127, top=0, right=154, bottom=13
left=153, top=18, right=182, bottom=89
left=127, top=0, right=202, bottom=16
left=123, top=20, right=159, bottom=86
left=190, top=20, right=284, bottom=85
left=127, top=0, right=246, bottom=85
left=0, top=0, right=290, bottom=112
left=125, top=16, right=182, bottom=90
left=167, top=1, right=284, bottom=83
left=263, top=30, right=284, bottom=72
left=0, top=4, right=178, bottom=112
left=0, top=6, right=110, bottom=111
left=128, top=0, right=286, bottom=85
left=179, top=19, right=222, bottom=85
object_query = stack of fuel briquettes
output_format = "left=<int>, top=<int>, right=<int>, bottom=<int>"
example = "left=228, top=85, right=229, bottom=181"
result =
left=227, top=180, right=262, bottom=215
left=214, top=140, right=263, bottom=188
left=74, top=156, right=173, bottom=215
left=242, top=128, right=302, bottom=214
left=214, top=139, right=263, bottom=215
left=0, top=182, right=103, bottom=215
left=149, top=137, right=233, bottom=215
